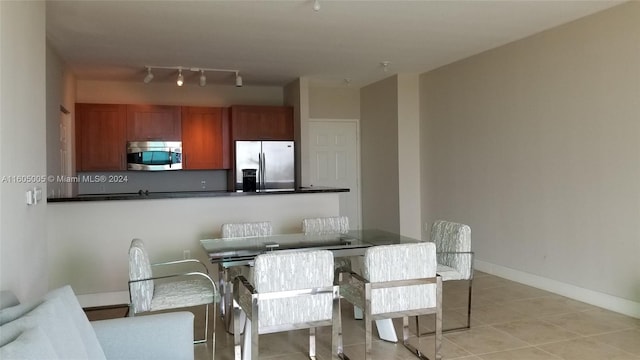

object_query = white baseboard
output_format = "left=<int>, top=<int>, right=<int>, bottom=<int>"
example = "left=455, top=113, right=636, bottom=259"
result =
left=77, top=291, right=129, bottom=309
left=475, top=260, right=640, bottom=319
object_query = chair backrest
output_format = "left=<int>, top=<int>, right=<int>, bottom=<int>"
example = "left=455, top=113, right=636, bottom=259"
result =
left=302, top=216, right=349, bottom=235
left=363, top=242, right=437, bottom=315
left=430, top=220, right=472, bottom=279
left=128, top=238, right=154, bottom=313
left=252, top=250, right=334, bottom=329
left=221, top=221, right=273, bottom=238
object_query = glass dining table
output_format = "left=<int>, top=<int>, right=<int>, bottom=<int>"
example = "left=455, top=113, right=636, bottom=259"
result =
left=200, top=229, right=424, bottom=345
left=200, top=229, right=422, bottom=265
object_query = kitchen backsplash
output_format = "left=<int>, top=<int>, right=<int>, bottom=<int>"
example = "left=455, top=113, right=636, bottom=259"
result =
left=77, top=170, right=228, bottom=194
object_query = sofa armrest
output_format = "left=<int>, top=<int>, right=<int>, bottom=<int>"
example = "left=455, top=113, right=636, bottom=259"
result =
left=91, top=311, right=194, bottom=360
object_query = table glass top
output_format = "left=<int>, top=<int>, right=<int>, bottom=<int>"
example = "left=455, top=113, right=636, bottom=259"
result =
left=200, top=229, right=422, bottom=262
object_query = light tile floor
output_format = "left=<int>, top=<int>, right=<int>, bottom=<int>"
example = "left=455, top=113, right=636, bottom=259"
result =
left=88, top=271, right=640, bottom=359
left=201, top=271, right=639, bottom=359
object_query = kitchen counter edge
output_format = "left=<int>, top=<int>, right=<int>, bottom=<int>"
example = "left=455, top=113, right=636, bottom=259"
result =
left=47, top=187, right=349, bottom=203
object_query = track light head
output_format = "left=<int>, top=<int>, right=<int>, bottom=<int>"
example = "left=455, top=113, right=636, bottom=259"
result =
left=199, top=70, right=206, bottom=87
left=313, top=0, right=320, bottom=11
left=176, top=68, right=184, bottom=86
left=143, top=67, right=154, bottom=84
left=235, top=73, right=243, bottom=87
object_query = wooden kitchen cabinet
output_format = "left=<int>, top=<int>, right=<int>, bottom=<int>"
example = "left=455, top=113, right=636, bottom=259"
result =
left=126, top=104, right=181, bottom=141
left=75, top=103, right=127, bottom=171
left=230, top=105, right=294, bottom=140
left=181, top=107, right=230, bottom=170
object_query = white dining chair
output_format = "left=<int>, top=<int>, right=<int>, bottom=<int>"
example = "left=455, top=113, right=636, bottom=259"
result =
left=302, top=216, right=350, bottom=235
left=302, top=216, right=398, bottom=343
left=337, top=242, right=442, bottom=360
left=417, top=220, right=473, bottom=334
left=233, top=250, right=340, bottom=360
left=219, top=221, right=272, bottom=333
left=128, top=238, right=218, bottom=359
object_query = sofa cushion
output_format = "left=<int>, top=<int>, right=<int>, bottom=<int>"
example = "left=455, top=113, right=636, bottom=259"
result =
left=0, top=327, right=59, bottom=359
left=0, top=298, right=42, bottom=326
left=0, top=290, right=20, bottom=310
left=0, top=290, right=89, bottom=358
left=45, top=286, right=106, bottom=360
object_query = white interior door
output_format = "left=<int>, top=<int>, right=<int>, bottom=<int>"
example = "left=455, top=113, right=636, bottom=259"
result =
left=309, top=120, right=361, bottom=229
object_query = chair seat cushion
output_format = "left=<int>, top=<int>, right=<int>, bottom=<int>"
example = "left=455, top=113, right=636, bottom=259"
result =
left=437, top=264, right=465, bottom=281
left=150, top=279, right=214, bottom=311
left=238, top=292, right=334, bottom=330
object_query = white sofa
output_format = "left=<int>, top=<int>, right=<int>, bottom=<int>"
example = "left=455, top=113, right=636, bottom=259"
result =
left=0, top=285, right=194, bottom=360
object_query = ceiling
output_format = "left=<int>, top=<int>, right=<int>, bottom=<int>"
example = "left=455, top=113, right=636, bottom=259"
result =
left=46, top=0, right=623, bottom=88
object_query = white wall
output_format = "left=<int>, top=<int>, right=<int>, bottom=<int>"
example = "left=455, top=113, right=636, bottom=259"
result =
left=360, top=76, right=400, bottom=233
left=309, top=86, right=360, bottom=119
left=47, top=193, right=340, bottom=304
left=420, top=2, right=640, bottom=315
left=0, top=1, right=48, bottom=301
left=396, top=74, right=422, bottom=239
left=76, top=80, right=284, bottom=107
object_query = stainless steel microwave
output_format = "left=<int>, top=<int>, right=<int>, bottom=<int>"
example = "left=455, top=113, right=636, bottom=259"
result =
left=126, top=141, right=182, bottom=171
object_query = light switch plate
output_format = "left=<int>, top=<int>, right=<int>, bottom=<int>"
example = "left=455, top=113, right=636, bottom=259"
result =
left=34, top=187, right=42, bottom=203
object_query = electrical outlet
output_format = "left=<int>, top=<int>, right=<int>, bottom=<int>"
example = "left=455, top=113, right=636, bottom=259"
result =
left=183, top=249, right=190, bottom=259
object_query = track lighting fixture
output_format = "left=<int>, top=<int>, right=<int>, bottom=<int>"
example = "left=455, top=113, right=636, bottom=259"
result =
left=176, top=68, right=184, bottom=86
left=381, top=61, right=391, bottom=72
left=143, top=67, right=154, bottom=84
left=143, top=66, right=243, bottom=87
left=199, top=70, right=206, bottom=87
left=313, top=0, right=320, bottom=12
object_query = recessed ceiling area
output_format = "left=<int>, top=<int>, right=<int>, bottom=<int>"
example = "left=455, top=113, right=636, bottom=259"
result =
left=46, top=0, right=624, bottom=88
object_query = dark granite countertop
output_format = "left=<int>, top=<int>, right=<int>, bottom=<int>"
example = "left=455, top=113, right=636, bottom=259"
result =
left=47, top=186, right=349, bottom=203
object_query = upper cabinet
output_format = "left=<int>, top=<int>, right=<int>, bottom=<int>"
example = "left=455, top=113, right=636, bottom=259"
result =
left=75, top=103, right=127, bottom=171
left=126, top=105, right=181, bottom=141
left=230, top=105, right=294, bottom=141
left=181, top=107, right=230, bottom=170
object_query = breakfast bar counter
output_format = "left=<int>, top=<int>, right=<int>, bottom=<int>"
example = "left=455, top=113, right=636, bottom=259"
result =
left=47, top=186, right=348, bottom=202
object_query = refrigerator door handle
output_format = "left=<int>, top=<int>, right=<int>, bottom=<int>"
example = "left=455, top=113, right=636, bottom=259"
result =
left=258, top=152, right=262, bottom=189
left=261, top=152, right=266, bottom=190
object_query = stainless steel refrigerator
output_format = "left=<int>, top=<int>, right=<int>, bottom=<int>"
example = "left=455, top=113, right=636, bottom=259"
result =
left=235, top=141, right=295, bottom=191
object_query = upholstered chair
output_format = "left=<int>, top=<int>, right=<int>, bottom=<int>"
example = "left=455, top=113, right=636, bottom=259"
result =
left=128, top=238, right=218, bottom=359
left=302, top=216, right=397, bottom=341
left=337, top=242, right=442, bottom=360
left=302, top=216, right=350, bottom=235
left=220, top=221, right=273, bottom=333
left=302, top=216, right=352, bottom=273
left=233, top=250, right=340, bottom=360
left=418, top=220, right=473, bottom=334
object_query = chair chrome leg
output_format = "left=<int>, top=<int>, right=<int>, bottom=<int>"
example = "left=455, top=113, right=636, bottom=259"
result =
left=309, top=327, right=317, bottom=360
left=465, top=278, right=473, bottom=329
left=218, top=264, right=226, bottom=318
left=401, top=316, right=430, bottom=360
left=251, top=319, right=259, bottom=360
left=417, top=278, right=473, bottom=335
left=364, top=314, right=372, bottom=360
left=233, top=306, right=242, bottom=360
left=211, top=303, right=216, bottom=360
left=194, top=303, right=209, bottom=344
left=436, top=278, right=442, bottom=360
left=333, top=290, right=350, bottom=360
